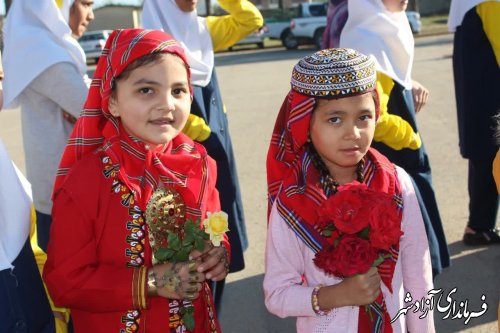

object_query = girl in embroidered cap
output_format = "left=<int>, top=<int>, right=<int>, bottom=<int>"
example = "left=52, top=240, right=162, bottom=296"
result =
left=264, top=48, right=434, bottom=333
left=43, top=29, right=229, bottom=333
left=332, top=0, right=450, bottom=277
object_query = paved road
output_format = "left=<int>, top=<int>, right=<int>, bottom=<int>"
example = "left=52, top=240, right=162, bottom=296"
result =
left=0, top=34, right=498, bottom=332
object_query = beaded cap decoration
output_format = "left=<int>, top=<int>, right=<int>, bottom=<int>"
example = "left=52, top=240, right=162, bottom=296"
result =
left=291, top=48, right=376, bottom=98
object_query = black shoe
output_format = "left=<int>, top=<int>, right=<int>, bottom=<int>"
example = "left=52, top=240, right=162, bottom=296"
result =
left=463, top=228, right=500, bottom=246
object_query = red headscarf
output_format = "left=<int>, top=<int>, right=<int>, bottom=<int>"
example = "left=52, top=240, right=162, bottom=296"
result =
left=54, top=29, right=216, bottom=216
left=266, top=48, right=400, bottom=333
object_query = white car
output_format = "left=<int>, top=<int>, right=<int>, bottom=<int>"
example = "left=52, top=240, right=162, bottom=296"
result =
left=406, top=11, right=422, bottom=34
left=78, top=30, right=112, bottom=63
left=229, top=28, right=266, bottom=50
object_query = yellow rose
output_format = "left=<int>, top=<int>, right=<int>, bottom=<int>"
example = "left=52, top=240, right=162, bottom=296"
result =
left=203, top=211, right=229, bottom=246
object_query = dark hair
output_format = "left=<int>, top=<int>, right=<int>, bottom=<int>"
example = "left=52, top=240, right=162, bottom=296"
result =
left=110, top=52, right=190, bottom=97
left=493, top=112, right=500, bottom=145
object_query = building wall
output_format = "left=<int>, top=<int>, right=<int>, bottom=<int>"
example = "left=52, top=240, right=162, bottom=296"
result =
left=419, top=0, right=450, bottom=15
left=87, top=6, right=141, bottom=31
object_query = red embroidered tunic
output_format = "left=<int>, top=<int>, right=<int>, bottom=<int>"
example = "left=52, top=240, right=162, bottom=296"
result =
left=44, top=148, right=225, bottom=332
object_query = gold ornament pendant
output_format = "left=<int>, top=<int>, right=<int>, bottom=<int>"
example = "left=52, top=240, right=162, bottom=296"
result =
left=145, top=187, right=186, bottom=264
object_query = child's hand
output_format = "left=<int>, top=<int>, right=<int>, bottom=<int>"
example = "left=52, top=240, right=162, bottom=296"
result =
left=190, top=241, right=229, bottom=282
left=151, top=261, right=205, bottom=301
left=412, top=80, right=429, bottom=113
left=320, top=267, right=382, bottom=310
left=341, top=267, right=381, bottom=306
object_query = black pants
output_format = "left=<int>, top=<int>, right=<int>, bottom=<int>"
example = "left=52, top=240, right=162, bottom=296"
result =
left=0, top=239, right=54, bottom=333
left=35, top=211, right=52, bottom=253
left=468, top=156, right=499, bottom=231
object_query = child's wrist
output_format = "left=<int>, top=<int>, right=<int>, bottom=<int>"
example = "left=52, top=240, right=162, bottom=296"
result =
left=147, top=268, right=158, bottom=296
left=311, top=285, right=331, bottom=316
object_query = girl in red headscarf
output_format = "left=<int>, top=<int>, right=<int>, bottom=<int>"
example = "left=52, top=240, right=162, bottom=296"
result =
left=43, top=29, right=229, bottom=333
left=264, top=48, right=434, bottom=332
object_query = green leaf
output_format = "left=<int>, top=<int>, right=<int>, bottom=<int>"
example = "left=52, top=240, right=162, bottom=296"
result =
left=175, top=247, right=190, bottom=262
left=154, top=248, right=169, bottom=261
left=183, top=232, right=195, bottom=245
left=185, top=219, right=197, bottom=232
left=183, top=311, right=195, bottom=331
left=168, top=233, right=182, bottom=251
left=195, top=237, right=205, bottom=252
left=372, top=254, right=385, bottom=267
left=358, top=227, right=370, bottom=239
left=322, top=229, right=332, bottom=237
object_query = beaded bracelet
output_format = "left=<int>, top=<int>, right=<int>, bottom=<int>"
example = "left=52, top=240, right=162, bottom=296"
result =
left=311, top=285, right=330, bottom=316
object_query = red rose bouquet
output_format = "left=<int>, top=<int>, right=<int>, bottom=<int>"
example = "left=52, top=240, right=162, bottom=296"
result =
left=313, top=182, right=403, bottom=279
left=313, top=182, right=403, bottom=324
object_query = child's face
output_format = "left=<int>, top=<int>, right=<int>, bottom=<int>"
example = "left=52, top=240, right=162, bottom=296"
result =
left=382, top=0, right=408, bottom=13
left=175, top=0, right=198, bottom=12
left=69, top=0, right=95, bottom=38
left=109, top=54, right=191, bottom=149
left=310, top=93, right=376, bottom=176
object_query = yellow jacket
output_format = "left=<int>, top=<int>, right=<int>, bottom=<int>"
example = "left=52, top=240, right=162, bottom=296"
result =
left=183, top=0, right=263, bottom=141
left=477, top=2, right=500, bottom=67
left=206, top=0, right=264, bottom=52
left=374, top=72, right=422, bottom=150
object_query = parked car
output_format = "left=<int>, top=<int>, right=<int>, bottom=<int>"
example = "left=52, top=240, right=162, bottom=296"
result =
left=406, top=11, right=422, bottom=34
left=264, top=3, right=326, bottom=50
left=78, top=30, right=112, bottom=63
left=287, top=7, right=422, bottom=50
left=229, top=27, right=266, bottom=50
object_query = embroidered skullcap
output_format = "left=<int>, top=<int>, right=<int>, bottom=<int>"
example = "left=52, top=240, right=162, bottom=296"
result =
left=291, top=48, right=376, bottom=98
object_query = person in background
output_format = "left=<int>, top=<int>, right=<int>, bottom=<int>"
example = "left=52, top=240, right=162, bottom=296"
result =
left=321, top=0, right=348, bottom=50
left=0, top=139, right=57, bottom=333
left=448, top=0, right=500, bottom=245
left=44, top=29, right=229, bottom=333
left=332, top=0, right=449, bottom=276
left=0, top=48, right=69, bottom=333
left=264, top=48, right=434, bottom=332
left=141, top=0, right=263, bottom=310
left=2, top=0, right=94, bottom=252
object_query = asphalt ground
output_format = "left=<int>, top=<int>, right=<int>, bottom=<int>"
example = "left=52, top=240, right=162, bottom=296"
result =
left=0, top=33, right=498, bottom=333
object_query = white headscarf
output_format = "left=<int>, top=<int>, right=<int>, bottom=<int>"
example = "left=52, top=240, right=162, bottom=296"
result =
left=448, top=0, right=500, bottom=32
left=0, top=139, right=32, bottom=270
left=141, top=0, right=214, bottom=87
left=339, top=0, right=414, bottom=89
left=2, top=0, right=87, bottom=109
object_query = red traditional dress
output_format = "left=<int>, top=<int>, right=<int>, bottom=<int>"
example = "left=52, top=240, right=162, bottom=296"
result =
left=44, top=29, right=227, bottom=333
